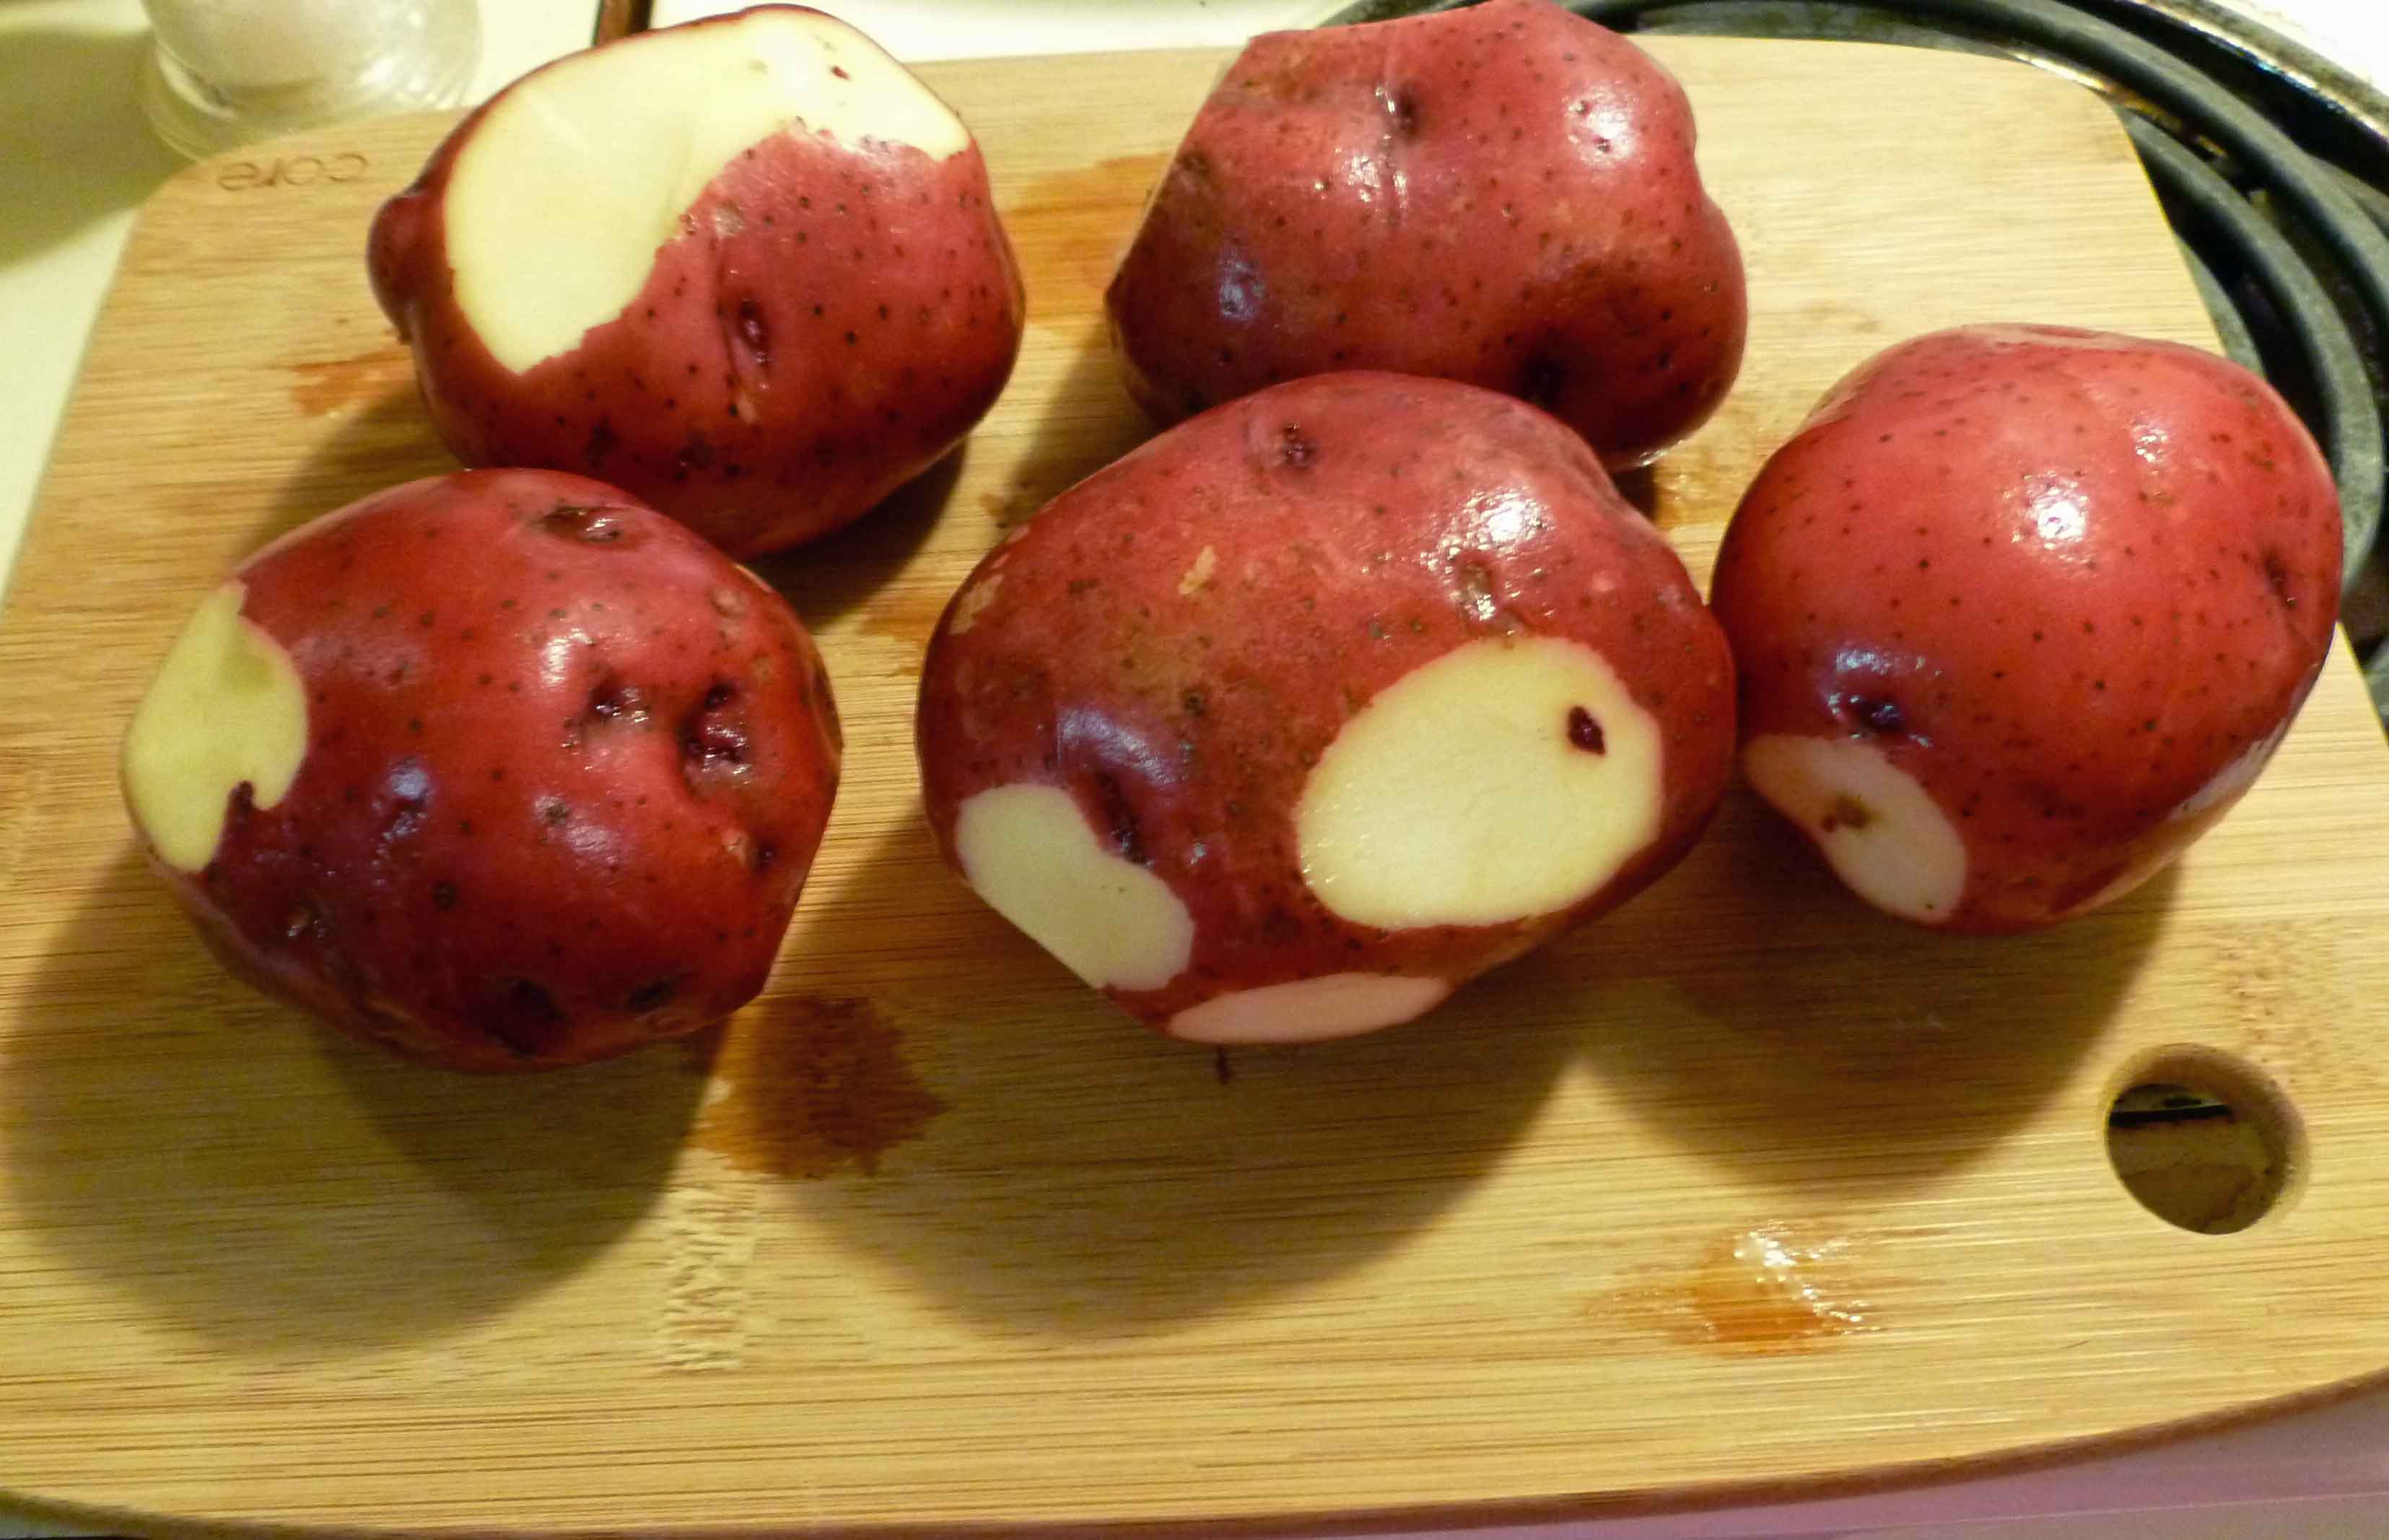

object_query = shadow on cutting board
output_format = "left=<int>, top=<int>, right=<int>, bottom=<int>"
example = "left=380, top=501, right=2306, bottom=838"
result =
left=0, top=28, right=183, bottom=275
left=1552, top=789, right=2171, bottom=1196
left=261, top=375, right=455, bottom=547
left=1, top=846, right=696, bottom=1356
left=254, top=366, right=966, bottom=626
left=751, top=445, right=966, bottom=630
left=766, top=810, right=1573, bottom=1338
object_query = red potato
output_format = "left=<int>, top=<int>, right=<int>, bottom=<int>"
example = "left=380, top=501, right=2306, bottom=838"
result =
left=369, top=5, right=1024, bottom=558
left=1105, top=0, right=1745, bottom=471
left=1710, top=325, right=2341, bottom=932
left=120, top=469, right=842, bottom=1071
left=915, top=372, right=1735, bottom=1044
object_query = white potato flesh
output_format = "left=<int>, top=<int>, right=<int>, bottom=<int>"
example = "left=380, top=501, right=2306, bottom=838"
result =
left=122, top=582, right=309, bottom=872
left=954, top=783, right=1194, bottom=992
left=1295, top=636, right=1663, bottom=929
left=1167, top=974, right=1453, bottom=1044
left=447, top=9, right=971, bottom=372
left=1742, top=734, right=1967, bottom=924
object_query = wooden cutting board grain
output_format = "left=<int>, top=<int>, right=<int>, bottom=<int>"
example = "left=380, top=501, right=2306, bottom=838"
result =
left=6, top=36, right=2389, bottom=1536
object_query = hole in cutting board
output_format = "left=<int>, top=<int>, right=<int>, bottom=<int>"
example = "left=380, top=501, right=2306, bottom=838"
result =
left=2105, top=1046, right=2302, bottom=1234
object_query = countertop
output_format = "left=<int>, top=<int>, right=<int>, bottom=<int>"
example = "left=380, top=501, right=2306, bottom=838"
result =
left=4, top=2, right=2389, bottom=1536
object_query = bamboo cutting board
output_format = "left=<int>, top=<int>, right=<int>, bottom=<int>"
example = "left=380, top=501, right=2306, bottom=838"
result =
left=7, top=35, right=2389, bottom=1536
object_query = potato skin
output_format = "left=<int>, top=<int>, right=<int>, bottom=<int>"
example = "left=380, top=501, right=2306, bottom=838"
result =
left=916, top=372, right=1734, bottom=1028
left=144, top=470, right=842, bottom=1070
left=368, top=9, right=1025, bottom=558
left=1105, top=0, right=1744, bottom=470
left=1711, top=325, right=2341, bottom=931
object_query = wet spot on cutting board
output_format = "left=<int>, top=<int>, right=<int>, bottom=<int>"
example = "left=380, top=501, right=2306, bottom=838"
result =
left=691, top=997, right=946, bottom=1178
left=855, top=579, right=955, bottom=655
left=1005, top=152, right=1172, bottom=301
left=979, top=490, right=1037, bottom=527
left=288, top=346, right=418, bottom=416
left=1600, top=1226, right=1879, bottom=1354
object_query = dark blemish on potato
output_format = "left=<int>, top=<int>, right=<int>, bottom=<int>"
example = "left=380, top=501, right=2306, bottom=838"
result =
left=382, top=763, right=430, bottom=841
left=754, top=842, right=777, bottom=873
left=684, top=687, right=751, bottom=773
left=538, top=504, right=626, bottom=543
left=1278, top=423, right=1316, bottom=467
left=831, top=64, right=850, bottom=81
left=1820, top=795, right=1875, bottom=834
left=673, top=437, right=717, bottom=481
left=486, top=979, right=568, bottom=1059
left=1520, top=351, right=1566, bottom=408
left=1094, top=772, right=1148, bottom=865
left=1567, top=705, right=1606, bottom=753
left=2263, top=549, right=2296, bottom=608
left=432, top=881, right=458, bottom=911
left=279, top=896, right=329, bottom=942
left=1848, top=696, right=1906, bottom=735
left=1454, top=562, right=1498, bottom=625
left=691, top=997, right=945, bottom=1178
left=590, top=677, right=648, bottom=723
left=538, top=797, right=570, bottom=826
left=1182, top=688, right=1207, bottom=718
left=627, top=977, right=678, bottom=1012
left=735, top=297, right=769, bottom=364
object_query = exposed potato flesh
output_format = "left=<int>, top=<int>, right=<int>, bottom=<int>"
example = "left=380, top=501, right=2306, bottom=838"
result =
left=1741, top=735, right=1967, bottom=924
left=447, top=9, right=971, bottom=372
left=955, top=783, right=1196, bottom=992
left=122, top=581, right=308, bottom=873
left=1296, top=637, right=1663, bottom=929
left=1167, top=974, right=1453, bottom=1045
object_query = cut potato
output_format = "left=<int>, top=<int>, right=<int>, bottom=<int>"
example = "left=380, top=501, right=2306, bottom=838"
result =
left=916, top=372, right=1735, bottom=1041
left=370, top=5, right=1024, bottom=556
